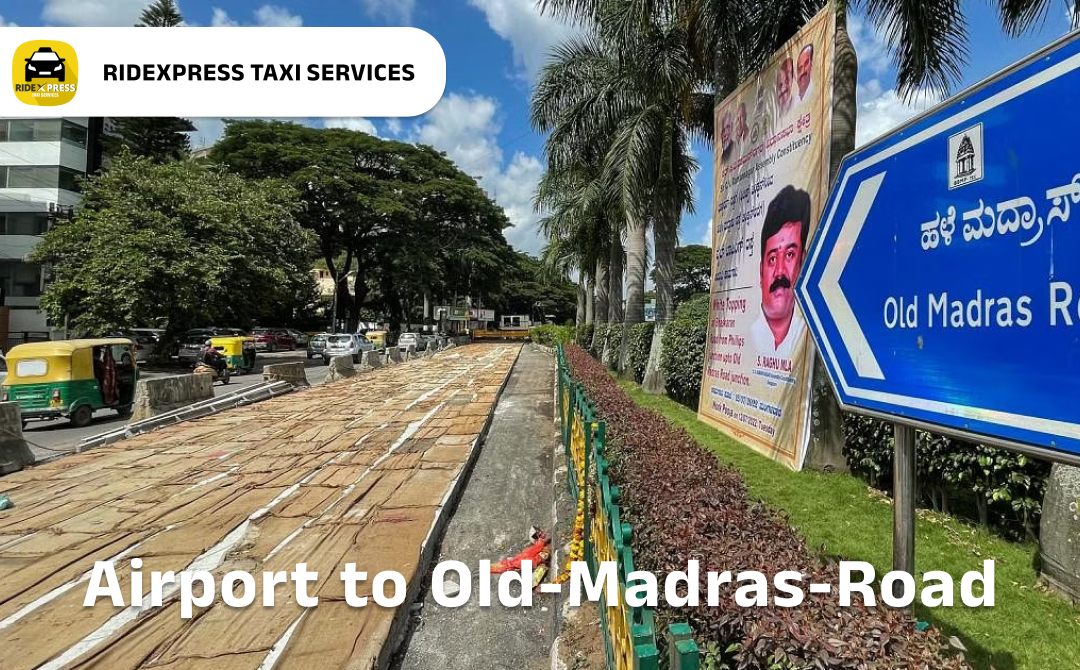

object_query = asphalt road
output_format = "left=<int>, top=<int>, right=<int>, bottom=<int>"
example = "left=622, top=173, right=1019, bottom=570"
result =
left=22, top=350, right=331, bottom=461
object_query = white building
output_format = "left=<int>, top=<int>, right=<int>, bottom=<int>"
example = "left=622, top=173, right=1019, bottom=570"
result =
left=0, top=117, right=106, bottom=348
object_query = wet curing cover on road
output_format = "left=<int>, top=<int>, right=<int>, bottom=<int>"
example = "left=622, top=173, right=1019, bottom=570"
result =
left=0, top=344, right=521, bottom=670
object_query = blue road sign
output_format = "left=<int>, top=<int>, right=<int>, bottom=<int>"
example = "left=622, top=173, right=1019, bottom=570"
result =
left=796, top=30, right=1080, bottom=463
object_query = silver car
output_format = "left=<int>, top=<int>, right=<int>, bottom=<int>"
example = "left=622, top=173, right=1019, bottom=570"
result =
left=322, top=334, right=373, bottom=364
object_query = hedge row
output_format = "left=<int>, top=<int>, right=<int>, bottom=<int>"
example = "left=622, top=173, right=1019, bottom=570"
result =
left=529, top=324, right=574, bottom=347
left=564, top=344, right=969, bottom=670
left=637, top=295, right=1050, bottom=541
left=843, top=413, right=1050, bottom=540
left=626, top=322, right=654, bottom=383
left=659, top=295, right=709, bottom=407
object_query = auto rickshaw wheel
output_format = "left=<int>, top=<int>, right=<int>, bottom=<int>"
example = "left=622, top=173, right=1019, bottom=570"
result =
left=69, top=404, right=93, bottom=428
left=221, top=369, right=230, bottom=385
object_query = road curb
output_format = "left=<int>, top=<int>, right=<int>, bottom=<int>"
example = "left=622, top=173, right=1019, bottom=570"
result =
left=377, top=342, right=525, bottom=670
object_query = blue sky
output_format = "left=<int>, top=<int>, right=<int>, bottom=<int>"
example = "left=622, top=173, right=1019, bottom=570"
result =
left=1, top=0, right=1076, bottom=257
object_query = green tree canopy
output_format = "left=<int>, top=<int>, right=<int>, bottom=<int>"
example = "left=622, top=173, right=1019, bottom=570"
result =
left=209, top=120, right=516, bottom=331
left=652, top=244, right=711, bottom=305
left=31, top=151, right=318, bottom=338
left=492, top=251, right=577, bottom=324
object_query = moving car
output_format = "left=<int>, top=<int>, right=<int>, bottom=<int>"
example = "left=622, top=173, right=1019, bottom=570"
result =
left=322, top=334, right=373, bottom=364
left=397, top=332, right=425, bottom=353
left=2, top=338, right=138, bottom=427
left=307, top=333, right=329, bottom=359
left=24, top=47, right=66, bottom=82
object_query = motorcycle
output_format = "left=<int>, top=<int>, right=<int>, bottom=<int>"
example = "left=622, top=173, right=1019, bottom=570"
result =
left=193, top=360, right=231, bottom=385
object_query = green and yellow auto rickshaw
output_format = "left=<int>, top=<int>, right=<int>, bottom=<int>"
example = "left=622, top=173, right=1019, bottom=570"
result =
left=1, top=338, right=139, bottom=427
left=210, top=336, right=257, bottom=374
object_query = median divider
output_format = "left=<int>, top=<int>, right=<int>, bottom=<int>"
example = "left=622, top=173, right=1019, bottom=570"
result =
left=0, top=402, right=34, bottom=473
left=325, top=355, right=357, bottom=382
left=556, top=344, right=697, bottom=670
left=130, top=373, right=214, bottom=422
left=261, top=361, right=310, bottom=386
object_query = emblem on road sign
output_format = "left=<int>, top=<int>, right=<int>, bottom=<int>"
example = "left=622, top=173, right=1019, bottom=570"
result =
left=948, top=123, right=983, bottom=189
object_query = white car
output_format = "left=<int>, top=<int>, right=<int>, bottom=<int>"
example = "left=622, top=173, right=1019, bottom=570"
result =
left=397, top=332, right=425, bottom=352
left=322, top=334, right=373, bottom=364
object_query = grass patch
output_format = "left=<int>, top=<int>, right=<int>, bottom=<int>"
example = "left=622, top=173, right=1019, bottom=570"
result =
left=618, top=379, right=1080, bottom=670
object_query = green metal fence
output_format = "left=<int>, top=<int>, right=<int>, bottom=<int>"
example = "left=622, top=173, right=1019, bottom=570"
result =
left=556, top=344, right=698, bottom=670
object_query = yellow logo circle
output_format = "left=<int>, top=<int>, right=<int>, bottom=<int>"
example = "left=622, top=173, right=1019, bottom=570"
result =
left=12, top=40, right=78, bottom=106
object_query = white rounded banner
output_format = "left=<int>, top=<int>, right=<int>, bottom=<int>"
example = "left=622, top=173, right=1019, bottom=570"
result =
left=1, top=27, right=446, bottom=116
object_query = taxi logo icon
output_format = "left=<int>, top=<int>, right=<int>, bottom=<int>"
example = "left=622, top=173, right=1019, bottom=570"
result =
left=12, top=40, right=78, bottom=106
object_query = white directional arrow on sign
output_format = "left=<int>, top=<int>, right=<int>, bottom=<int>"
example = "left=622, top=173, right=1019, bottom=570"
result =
left=818, top=172, right=886, bottom=380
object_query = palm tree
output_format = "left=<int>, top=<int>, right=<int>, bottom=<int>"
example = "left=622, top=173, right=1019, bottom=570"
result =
left=534, top=143, right=613, bottom=336
left=532, top=12, right=712, bottom=388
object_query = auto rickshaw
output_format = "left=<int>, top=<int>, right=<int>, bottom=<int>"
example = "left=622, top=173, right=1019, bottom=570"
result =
left=210, top=336, right=257, bottom=374
left=1, top=338, right=139, bottom=428
left=365, top=330, right=387, bottom=349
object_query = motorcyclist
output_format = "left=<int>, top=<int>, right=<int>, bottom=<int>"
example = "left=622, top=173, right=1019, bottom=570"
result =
left=201, top=340, right=227, bottom=375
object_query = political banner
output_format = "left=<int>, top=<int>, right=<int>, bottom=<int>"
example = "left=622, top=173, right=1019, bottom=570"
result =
left=697, top=7, right=835, bottom=470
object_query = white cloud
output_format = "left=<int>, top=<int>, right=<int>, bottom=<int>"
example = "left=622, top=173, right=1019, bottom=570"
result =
left=466, top=0, right=578, bottom=81
left=385, top=118, right=404, bottom=136
left=701, top=219, right=713, bottom=247
left=323, top=118, right=379, bottom=136
left=42, top=0, right=146, bottom=26
left=362, top=0, right=416, bottom=25
left=855, top=79, right=942, bottom=146
left=848, top=13, right=890, bottom=78
left=0, top=15, right=17, bottom=26
left=211, top=5, right=302, bottom=27
left=210, top=8, right=237, bottom=27
left=411, top=93, right=546, bottom=254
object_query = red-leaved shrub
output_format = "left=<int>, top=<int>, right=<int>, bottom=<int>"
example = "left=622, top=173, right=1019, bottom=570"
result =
left=564, top=344, right=970, bottom=670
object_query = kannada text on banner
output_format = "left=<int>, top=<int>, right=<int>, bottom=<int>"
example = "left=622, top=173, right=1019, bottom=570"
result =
left=698, top=7, right=835, bottom=470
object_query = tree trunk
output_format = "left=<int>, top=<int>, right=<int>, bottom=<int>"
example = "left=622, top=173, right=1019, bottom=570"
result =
left=804, top=4, right=856, bottom=473
left=643, top=209, right=677, bottom=394
left=576, top=279, right=586, bottom=325
left=604, top=232, right=624, bottom=367
left=585, top=274, right=595, bottom=326
left=619, top=212, right=648, bottom=373
left=591, top=257, right=609, bottom=354
left=609, top=231, right=624, bottom=322
left=423, top=291, right=431, bottom=324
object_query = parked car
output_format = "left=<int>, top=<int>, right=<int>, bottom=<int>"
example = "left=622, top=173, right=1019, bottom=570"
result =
left=307, top=333, right=329, bottom=359
left=287, top=329, right=309, bottom=347
left=397, top=332, right=425, bottom=353
left=251, top=328, right=296, bottom=352
left=126, top=333, right=158, bottom=364
left=420, top=333, right=440, bottom=350
left=322, top=333, right=374, bottom=364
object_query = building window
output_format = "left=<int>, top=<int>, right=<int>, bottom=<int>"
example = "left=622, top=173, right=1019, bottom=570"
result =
left=58, top=167, right=82, bottom=192
left=0, top=213, right=50, bottom=236
left=0, top=261, right=43, bottom=297
left=0, top=119, right=86, bottom=147
left=0, top=166, right=83, bottom=192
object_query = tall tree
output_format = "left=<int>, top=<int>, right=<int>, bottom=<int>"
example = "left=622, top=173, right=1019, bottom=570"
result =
left=652, top=243, right=711, bottom=305
left=209, top=121, right=514, bottom=334
left=31, top=152, right=318, bottom=340
left=532, top=8, right=711, bottom=391
left=106, top=0, right=195, bottom=162
left=136, top=0, right=183, bottom=26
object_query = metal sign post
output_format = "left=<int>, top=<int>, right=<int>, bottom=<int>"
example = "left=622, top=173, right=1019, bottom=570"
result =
left=797, top=29, right=1080, bottom=599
